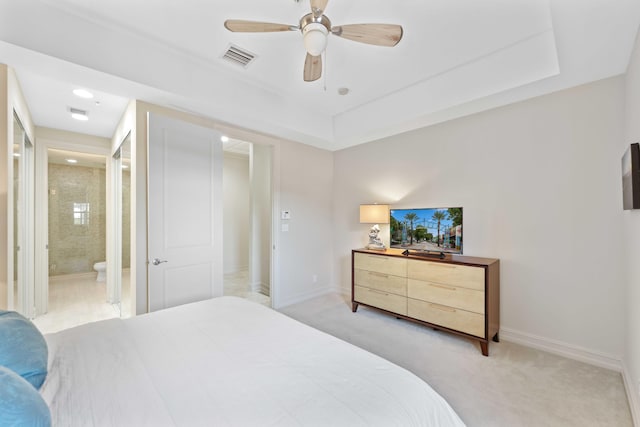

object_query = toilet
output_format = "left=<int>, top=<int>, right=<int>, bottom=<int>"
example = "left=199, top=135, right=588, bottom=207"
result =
left=93, top=261, right=106, bottom=282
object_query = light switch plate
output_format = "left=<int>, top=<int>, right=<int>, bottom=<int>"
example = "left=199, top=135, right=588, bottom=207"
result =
left=281, top=224, right=289, bottom=232
left=281, top=210, right=291, bottom=220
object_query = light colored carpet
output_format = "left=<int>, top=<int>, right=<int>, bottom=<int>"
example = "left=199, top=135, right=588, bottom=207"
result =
left=279, top=293, right=632, bottom=427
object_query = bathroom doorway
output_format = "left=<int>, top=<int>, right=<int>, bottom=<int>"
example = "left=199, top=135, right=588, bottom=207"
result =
left=33, top=146, right=125, bottom=333
left=222, top=139, right=273, bottom=306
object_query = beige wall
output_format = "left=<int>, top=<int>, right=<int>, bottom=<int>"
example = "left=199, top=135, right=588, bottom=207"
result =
left=623, top=25, right=640, bottom=422
left=333, top=77, right=626, bottom=363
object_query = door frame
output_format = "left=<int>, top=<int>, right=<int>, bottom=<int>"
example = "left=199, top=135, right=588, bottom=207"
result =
left=10, top=111, right=35, bottom=317
left=34, top=133, right=111, bottom=315
left=223, top=138, right=281, bottom=309
left=107, top=130, right=131, bottom=312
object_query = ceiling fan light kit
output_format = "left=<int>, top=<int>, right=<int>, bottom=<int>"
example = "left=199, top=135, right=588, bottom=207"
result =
left=302, top=22, right=329, bottom=56
left=224, top=0, right=403, bottom=82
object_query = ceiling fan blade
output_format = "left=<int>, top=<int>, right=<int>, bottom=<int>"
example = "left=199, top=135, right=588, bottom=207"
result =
left=224, top=20, right=296, bottom=33
left=303, top=53, right=322, bottom=82
left=311, top=0, right=329, bottom=18
left=332, top=24, right=403, bottom=47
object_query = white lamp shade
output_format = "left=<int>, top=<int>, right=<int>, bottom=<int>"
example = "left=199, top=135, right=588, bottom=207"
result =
left=303, top=23, right=328, bottom=56
left=360, top=204, right=390, bottom=224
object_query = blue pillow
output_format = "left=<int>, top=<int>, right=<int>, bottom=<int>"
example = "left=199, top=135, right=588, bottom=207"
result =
left=0, top=366, right=51, bottom=427
left=0, top=311, right=48, bottom=389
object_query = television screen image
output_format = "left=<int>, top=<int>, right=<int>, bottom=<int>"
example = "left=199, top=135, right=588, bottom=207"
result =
left=390, top=207, right=463, bottom=254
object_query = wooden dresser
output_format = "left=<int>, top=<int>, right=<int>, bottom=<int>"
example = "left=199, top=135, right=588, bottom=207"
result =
left=352, top=248, right=500, bottom=356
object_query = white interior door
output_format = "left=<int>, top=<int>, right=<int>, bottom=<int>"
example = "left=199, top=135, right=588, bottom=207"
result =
left=147, top=113, right=223, bottom=312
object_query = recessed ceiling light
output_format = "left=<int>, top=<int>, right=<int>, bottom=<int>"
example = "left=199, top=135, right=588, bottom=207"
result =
left=13, top=153, right=20, bottom=158
left=66, top=159, right=78, bottom=164
left=70, top=107, right=88, bottom=121
left=73, top=89, right=94, bottom=99
left=122, top=165, right=129, bottom=169
left=221, top=136, right=230, bottom=143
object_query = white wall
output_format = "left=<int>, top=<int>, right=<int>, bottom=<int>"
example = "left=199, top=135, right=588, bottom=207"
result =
left=276, top=139, right=334, bottom=306
left=223, top=152, right=250, bottom=274
left=333, top=77, right=626, bottom=364
left=623, top=25, right=640, bottom=423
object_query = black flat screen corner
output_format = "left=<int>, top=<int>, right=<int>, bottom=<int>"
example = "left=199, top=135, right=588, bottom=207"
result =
left=622, top=142, right=640, bottom=210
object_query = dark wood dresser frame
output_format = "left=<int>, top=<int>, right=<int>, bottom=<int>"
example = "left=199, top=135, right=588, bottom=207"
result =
left=351, top=249, right=500, bottom=356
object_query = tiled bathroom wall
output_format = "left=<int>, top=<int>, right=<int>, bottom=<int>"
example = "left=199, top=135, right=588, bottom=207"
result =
left=48, top=163, right=106, bottom=275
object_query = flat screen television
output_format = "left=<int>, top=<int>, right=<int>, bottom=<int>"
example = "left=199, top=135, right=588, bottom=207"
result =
left=390, top=207, right=463, bottom=254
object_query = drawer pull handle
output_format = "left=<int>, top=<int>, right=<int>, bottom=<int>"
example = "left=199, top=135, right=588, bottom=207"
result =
left=368, top=272, right=389, bottom=278
left=430, top=303, right=456, bottom=313
left=368, top=289, right=389, bottom=296
left=429, top=283, right=456, bottom=291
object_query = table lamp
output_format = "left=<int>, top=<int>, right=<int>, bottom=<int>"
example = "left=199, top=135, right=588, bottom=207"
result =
left=359, top=204, right=390, bottom=250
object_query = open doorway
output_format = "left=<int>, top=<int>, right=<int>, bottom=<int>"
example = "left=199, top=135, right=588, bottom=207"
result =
left=32, top=147, right=129, bottom=333
left=222, top=139, right=273, bottom=306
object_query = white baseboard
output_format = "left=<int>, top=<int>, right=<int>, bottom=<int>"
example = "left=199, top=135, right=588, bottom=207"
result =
left=276, top=287, right=335, bottom=309
left=330, top=285, right=349, bottom=296
left=49, top=272, right=97, bottom=281
left=500, top=327, right=622, bottom=372
left=622, top=361, right=640, bottom=426
left=250, top=281, right=262, bottom=293
left=259, top=282, right=270, bottom=295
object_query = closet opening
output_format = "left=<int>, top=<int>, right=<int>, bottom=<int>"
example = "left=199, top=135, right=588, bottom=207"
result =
left=222, top=139, right=273, bottom=307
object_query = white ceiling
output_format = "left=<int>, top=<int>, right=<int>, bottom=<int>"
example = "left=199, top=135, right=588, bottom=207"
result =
left=1, top=0, right=639, bottom=151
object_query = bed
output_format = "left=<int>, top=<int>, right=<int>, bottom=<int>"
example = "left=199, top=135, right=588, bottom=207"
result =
left=32, top=297, right=464, bottom=426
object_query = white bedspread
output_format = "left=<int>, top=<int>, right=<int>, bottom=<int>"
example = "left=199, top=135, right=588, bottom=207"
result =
left=41, top=297, right=465, bottom=426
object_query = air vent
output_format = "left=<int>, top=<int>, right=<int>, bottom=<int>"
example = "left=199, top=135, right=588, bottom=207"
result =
left=222, top=45, right=256, bottom=68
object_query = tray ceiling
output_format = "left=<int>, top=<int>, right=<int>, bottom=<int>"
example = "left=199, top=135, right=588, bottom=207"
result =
left=0, top=0, right=639, bottom=150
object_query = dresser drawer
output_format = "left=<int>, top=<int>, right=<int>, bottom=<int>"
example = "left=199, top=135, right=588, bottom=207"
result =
left=407, top=279, right=484, bottom=314
left=354, top=253, right=407, bottom=277
left=354, top=285, right=407, bottom=315
left=408, top=299, right=485, bottom=338
left=355, top=269, right=407, bottom=296
left=407, top=260, right=484, bottom=291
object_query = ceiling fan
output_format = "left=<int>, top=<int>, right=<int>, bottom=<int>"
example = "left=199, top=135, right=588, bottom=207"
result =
left=224, top=0, right=403, bottom=82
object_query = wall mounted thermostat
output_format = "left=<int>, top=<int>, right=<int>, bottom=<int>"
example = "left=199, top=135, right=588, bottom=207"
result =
left=281, top=210, right=291, bottom=220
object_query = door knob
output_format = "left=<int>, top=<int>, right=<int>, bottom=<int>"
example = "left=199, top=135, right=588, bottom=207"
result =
left=151, top=258, right=168, bottom=266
